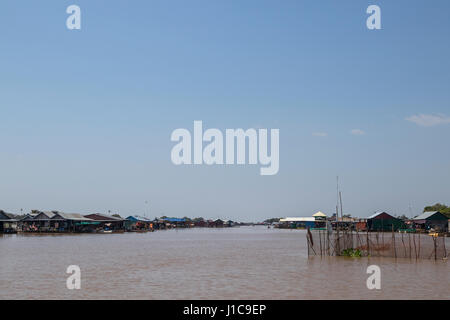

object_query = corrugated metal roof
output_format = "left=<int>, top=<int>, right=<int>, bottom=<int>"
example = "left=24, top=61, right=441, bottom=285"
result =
left=126, top=215, right=153, bottom=222
left=413, top=211, right=441, bottom=220
left=313, top=211, right=327, bottom=217
left=32, top=211, right=57, bottom=220
left=280, top=217, right=316, bottom=222
left=84, top=213, right=124, bottom=221
left=20, top=213, right=39, bottom=221
left=52, top=212, right=93, bottom=221
left=162, top=218, right=186, bottom=222
left=42, top=211, right=57, bottom=218
left=367, top=212, right=388, bottom=219
left=0, top=210, right=13, bottom=220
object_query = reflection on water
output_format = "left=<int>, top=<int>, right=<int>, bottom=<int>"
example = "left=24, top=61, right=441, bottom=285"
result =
left=0, top=227, right=448, bottom=299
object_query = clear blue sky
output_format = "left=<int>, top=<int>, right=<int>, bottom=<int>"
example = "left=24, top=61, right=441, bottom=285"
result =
left=1, top=1, right=449, bottom=220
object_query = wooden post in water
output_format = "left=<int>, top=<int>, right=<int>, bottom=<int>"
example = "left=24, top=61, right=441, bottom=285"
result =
left=408, top=233, right=412, bottom=259
left=433, top=236, right=437, bottom=261
left=307, top=227, right=317, bottom=256
left=443, top=235, right=447, bottom=259
left=392, top=225, right=396, bottom=259
left=327, top=225, right=330, bottom=256
left=401, top=232, right=406, bottom=258
left=418, top=232, right=421, bottom=259
left=339, top=191, right=346, bottom=252
left=319, top=230, right=323, bottom=256
left=336, top=205, right=340, bottom=256
left=366, top=230, right=370, bottom=257
left=375, top=232, right=379, bottom=257
left=307, top=232, right=310, bottom=257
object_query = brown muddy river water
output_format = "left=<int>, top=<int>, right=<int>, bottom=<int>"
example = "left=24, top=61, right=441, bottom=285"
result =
left=0, top=226, right=449, bottom=299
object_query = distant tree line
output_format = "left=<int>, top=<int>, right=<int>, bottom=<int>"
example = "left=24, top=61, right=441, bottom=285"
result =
left=423, top=203, right=450, bottom=218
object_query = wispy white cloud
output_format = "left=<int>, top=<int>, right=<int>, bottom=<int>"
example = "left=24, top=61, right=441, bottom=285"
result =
left=350, top=129, right=365, bottom=135
left=405, top=113, right=450, bottom=127
left=312, top=132, right=328, bottom=137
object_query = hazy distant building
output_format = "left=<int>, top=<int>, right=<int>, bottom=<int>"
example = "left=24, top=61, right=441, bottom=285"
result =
left=0, top=210, right=16, bottom=233
left=366, top=212, right=404, bottom=232
left=412, top=211, right=448, bottom=232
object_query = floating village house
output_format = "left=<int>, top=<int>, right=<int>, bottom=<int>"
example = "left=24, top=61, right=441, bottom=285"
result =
left=412, top=211, right=448, bottom=232
left=224, top=220, right=235, bottom=227
left=21, top=211, right=57, bottom=232
left=279, top=211, right=327, bottom=229
left=366, top=211, right=404, bottom=232
left=84, top=213, right=125, bottom=232
left=21, top=211, right=97, bottom=232
left=279, top=217, right=315, bottom=229
left=279, top=212, right=327, bottom=229
left=125, top=215, right=153, bottom=231
left=51, top=212, right=98, bottom=232
left=213, top=219, right=225, bottom=227
left=331, top=216, right=359, bottom=230
left=161, top=217, right=188, bottom=228
left=355, top=219, right=368, bottom=231
left=312, top=211, right=327, bottom=220
left=0, top=210, right=17, bottom=233
left=312, top=211, right=327, bottom=228
left=193, top=218, right=207, bottom=227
